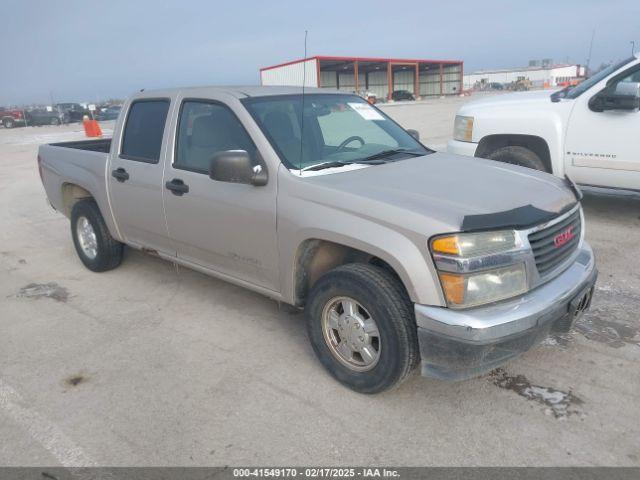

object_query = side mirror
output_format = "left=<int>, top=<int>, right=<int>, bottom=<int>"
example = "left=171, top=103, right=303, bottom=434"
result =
left=591, top=82, right=640, bottom=112
left=407, top=129, right=420, bottom=141
left=209, top=150, right=268, bottom=186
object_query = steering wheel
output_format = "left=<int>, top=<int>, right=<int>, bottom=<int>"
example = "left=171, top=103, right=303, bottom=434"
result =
left=336, top=136, right=365, bottom=152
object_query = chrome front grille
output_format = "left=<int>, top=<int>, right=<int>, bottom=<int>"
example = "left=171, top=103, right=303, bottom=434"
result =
left=528, top=209, right=581, bottom=276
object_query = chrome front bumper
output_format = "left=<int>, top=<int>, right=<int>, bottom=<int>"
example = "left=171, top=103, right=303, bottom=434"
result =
left=415, top=243, right=597, bottom=380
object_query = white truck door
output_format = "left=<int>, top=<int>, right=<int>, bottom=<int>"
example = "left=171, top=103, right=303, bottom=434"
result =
left=107, top=98, right=176, bottom=255
left=564, top=64, right=640, bottom=191
left=161, top=97, right=279, bottom=292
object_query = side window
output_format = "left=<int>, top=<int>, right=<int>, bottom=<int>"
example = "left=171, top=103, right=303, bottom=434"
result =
left=175, top=101, right=256, bottom=173
left=120, top=100, right=170, bottom=163
left=614, top=68, right=640, bottom=85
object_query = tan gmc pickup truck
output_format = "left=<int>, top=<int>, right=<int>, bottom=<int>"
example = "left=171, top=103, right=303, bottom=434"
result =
left=38, top=86, right=597, bottom=393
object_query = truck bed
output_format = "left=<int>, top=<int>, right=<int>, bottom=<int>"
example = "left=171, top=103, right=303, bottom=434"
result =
left=50, top=138, right=112, bottom=153
left=38, top=138, right=115, bottom=232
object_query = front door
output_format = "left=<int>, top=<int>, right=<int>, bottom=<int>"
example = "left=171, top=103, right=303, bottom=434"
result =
left=108, top=98, right=175, bottom=255
left=564, top=64, right=640, bottom=190
left=162, top=98, right=279, bottom=291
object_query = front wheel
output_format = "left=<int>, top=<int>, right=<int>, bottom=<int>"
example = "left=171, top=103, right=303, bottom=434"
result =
left=3, top=118, right=14, bottom=128
left=306, top=263, right=419, bottom=393
left=71, top=199, right=124, bottom=272
left=50, top=117, right=60, bottom=126
left=486, top=146, right=547, bottom=172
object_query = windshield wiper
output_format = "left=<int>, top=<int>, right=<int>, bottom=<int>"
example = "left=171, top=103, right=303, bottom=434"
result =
left=360, top=148, right=424, bottom=162
left=302, top=158, right=388, bottom=171
left=301, top=161, right=354, bottom=171
left=300, top=149, right=423, bottom=172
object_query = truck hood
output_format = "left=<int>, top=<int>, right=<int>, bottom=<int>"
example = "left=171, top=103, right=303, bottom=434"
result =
left=459, top=90, right=557, bottom=112
left=300, top=153, right=577, bottom=234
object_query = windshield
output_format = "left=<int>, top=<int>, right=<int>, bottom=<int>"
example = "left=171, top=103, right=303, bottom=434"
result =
left=564, top=57, right=635, bottom=99
left=242, top=94, right=430, bottom=170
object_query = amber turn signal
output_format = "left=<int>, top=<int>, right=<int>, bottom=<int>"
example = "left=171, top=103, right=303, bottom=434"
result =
left=431, top=236, right=460, bottom=255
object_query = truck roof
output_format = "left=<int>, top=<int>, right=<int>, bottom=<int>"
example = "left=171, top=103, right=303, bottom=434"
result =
left=131, top=85, right=342, bottom=100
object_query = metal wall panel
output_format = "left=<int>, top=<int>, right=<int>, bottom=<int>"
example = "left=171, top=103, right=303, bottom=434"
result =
left=260, top=59, right=319, bottom=87
left=320, top=71, right=337, bottom=88
left=337, top=73, right=355, bottom=91
left=442, top=64, right=461, bottom=94
left=393, top=70, right=414, bottom=93
left=366, top=71, right=388, bottom=98
left=420, top=70, right=440, bottom=95
left=463, top=64, right=582, bottom=89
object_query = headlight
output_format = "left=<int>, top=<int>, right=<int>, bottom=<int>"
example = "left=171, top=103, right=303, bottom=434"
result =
left=431, top=230, right=516, bottom=257
left=430, top=230, right=528, bottom=308
left=453, top=115, right=474, bottom=142
left=438, top=264, right=527, bottom=308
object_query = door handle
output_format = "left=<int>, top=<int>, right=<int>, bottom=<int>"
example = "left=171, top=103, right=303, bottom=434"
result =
left=165, top=178, right=189, bottom=196
left=111, top=167, right=129, bottom=182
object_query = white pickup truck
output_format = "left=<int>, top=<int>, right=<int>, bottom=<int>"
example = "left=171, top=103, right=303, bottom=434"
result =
left=448, top=55, right=640, bottom=192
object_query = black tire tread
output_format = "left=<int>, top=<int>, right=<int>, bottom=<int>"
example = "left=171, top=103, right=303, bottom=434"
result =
left=71, top=199, right=123, bottom=272
left=487, top=145, right=547, bottom=172
left=346, top=264, right=420, bottom=381
left=306, top=263, right=419, bottom=393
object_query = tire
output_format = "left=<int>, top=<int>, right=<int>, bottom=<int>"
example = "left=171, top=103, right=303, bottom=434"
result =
left=306, top=263, right=419, bottom=393
left=487, top=145, right=547, bottom=172
left=3, top=118, right=14, bottom=129
left=50, top=117, right=60, bottom=126
left=70, top=199, right=123, bottom=272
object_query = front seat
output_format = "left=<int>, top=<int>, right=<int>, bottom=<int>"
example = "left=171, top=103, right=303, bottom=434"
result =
left=263, top=111, right=313, bottom=168
left=188, top=113, right=238, bottom=171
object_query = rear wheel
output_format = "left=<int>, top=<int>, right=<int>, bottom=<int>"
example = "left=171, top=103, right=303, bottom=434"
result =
left=3, top=118, right=14, bottom=128
left=306, top=263, right=419, bottom=393
left=487, top=145, right=547, bottom=172
left=71, top=199, right=124, bottom=272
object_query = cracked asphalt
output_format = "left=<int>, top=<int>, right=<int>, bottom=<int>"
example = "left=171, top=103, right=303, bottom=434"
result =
left=1, top=97, right=639, bottom=466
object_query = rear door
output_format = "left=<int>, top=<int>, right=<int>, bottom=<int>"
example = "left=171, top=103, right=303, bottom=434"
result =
left=162, top=96, right=279, bottom=291
left=107, top=98, right=175, bottom=255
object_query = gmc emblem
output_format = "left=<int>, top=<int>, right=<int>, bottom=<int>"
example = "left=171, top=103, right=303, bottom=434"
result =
left=554, top=226, right=575, bottom=248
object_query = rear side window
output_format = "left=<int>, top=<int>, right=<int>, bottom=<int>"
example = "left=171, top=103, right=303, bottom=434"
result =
left=121, top=99, right=170, bottom=163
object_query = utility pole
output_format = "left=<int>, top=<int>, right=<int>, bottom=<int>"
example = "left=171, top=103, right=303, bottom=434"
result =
left=632, top=41, right=636, bottom=56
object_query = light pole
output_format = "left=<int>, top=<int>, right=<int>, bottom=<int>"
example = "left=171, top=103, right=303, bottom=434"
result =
left=632, top=41, right=636, bottom=56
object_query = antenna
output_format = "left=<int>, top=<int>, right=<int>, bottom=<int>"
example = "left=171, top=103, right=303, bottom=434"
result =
left=586, top=28, right=595, bottom=74
left=299, top=30, right=308, bottom=176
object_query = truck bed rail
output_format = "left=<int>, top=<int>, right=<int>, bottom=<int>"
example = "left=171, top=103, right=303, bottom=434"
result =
left=50, top=138, right=111, bottom=153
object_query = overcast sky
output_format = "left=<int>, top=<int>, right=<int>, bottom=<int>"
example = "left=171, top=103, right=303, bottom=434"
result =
left=2, top=0, right=638, bottom=105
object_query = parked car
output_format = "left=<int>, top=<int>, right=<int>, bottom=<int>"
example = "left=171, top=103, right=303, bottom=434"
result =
left=96, top=105, right=122, bottom=121
left=55, top=103, right=90, bottom=122
left=38, top=86, right=596, bottom=393
left=25, top=108, right=68, bottom=126
left=391, top=90, right=415, bottom=101
left=448, top=54, right=640, bottom=192
left=1, top=108, right=27, bottom=128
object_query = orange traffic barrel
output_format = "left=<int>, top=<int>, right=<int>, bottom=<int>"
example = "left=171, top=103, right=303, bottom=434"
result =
left=83, top=119, right=102, bottom=137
